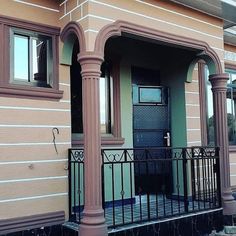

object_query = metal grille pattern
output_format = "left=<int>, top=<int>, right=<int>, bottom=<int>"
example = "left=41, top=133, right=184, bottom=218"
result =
left=133, top=105, right=168, bottom=129
left=68, top=147, right=221, bottom=229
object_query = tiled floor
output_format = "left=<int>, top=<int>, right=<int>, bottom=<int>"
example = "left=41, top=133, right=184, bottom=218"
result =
left=104, top=194, right=217, bottom=228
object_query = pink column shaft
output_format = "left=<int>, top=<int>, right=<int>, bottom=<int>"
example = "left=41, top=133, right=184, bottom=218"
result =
left=209, top=73, right=236, bottom=215
left=78, top=52, right=108, bottom=236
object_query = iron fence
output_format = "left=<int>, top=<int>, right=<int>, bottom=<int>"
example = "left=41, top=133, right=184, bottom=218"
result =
left=68, top=149, right=84, bottom=223
left=68, top=147, right=221, bottom=228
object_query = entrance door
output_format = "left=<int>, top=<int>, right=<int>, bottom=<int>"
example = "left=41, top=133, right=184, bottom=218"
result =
left=132, top=70, right=172, bottom=195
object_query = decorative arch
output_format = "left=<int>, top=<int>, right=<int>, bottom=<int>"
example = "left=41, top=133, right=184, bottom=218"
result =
left=60, top=21, right=86, bottom=65
left=94, top=20, right=222, bottom=74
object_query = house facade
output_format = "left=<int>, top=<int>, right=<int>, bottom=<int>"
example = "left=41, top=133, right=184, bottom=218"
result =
left=1, top=0, right=236, bottom=235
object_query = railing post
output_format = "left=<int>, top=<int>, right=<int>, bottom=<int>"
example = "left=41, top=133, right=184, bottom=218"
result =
left=215, top=147, right=222, bottom=207
left=182, top=148, right=189, bottom=213
left=68, top=149, right=72, bottom=221
left=101, top=149, right=105, bottom=213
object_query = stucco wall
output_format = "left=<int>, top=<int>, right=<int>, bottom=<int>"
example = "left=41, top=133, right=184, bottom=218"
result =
left=0, top=0, right=70, bottom=221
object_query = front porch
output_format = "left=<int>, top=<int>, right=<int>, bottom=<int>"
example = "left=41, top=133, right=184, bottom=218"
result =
left=68, top=146, right=222, bottom=233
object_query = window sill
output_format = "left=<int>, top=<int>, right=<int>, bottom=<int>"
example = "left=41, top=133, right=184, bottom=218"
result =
left=0, top=84, right=63, bottom=100
left=72, top=136, right=125, bottom=147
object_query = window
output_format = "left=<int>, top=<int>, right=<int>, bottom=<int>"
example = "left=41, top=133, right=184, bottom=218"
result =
left=70, top=41, right=123, bottom=145
left=0, top=16, right=62, bottom=100
left=71, top=61, right=112, bottom=134
left=202, top=64, right=236, bottom=146
left=204, top=66, right=215, bottom=145
left=11, top=29, right=53, bottom=88
left=226, top=69, right=236, bottom=145
left=100, top=62, right=112, bottom=134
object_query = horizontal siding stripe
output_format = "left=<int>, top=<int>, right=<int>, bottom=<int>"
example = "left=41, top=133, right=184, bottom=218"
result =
left=0, top=124, right=70, bottom=128
left=0, top=159, right=67, bottom=165
left=77, top=14, right=115, bottom=23
left=13, top=0, right=59, bottom=12
left=59, top=82, right=70, bottom=86
left=187, top=141, right=201, bottom=144
left=90, top=0, right=223, bottom=41
left=60, top=100, right=70, bottom=103
left=0, top=176, right=68, bottom=184
left=84, top=29, right=99, bottom=33
left=0, top=142, right=70, bottom=146
left=187, top=116, right=200, bottom=119
left=185, top=91, right=199, bottom=94
left=0, top=193, right=68, bottom=203
left=186, top=104, right=200, bottom=107
left=59, top=0, right=89, bottom=20
left=0, top=106, right=70, bottom=112
left=135, top=0, right=222, bottom=29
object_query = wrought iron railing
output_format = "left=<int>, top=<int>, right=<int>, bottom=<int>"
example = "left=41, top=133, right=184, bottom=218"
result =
left=68, top=147, right=221, bottom=228
left=68, top=149, right=84, bottom=223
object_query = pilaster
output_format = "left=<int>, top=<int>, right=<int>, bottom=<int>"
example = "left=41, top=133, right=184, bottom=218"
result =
left=209, top=73, right=236, bottom=215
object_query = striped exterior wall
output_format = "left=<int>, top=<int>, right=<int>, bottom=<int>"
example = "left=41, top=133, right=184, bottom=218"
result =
left=0, top=0, right=232, bottom=226
left=224, top=44, right=236, bottom=189
left=59, top=0, right=225, bottom=61
left=0, top=0, right=70, bottom=222
left=185, top=66, right=202, bottom=147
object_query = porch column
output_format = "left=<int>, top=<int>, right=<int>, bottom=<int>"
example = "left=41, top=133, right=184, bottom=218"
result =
left=78, top=52, right=108, bottom=236
left=209, top=73, right=236, bottom=215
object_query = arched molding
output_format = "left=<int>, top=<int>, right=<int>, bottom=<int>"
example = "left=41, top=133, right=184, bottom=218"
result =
left=60, top=21, right=86, bottom=65
left=95, top=20, right=222, bottom=74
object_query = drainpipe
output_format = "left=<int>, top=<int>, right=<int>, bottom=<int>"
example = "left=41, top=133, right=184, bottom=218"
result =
left=209, top=73, right=236, bottom=216
left=78, top=52, right=108, bottom=236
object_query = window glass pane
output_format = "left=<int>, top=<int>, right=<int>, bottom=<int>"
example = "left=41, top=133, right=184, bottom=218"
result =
left=14, top=35, right=29, bottom=81
left=139, top=87, right=162, bottom=103
left=205, top=66, right=214, bottom=145
left=32, top=37, right=48, bottom=85
left=100, top=76, right=111, bottom=133
left=226, top=70, right=236, bottom=145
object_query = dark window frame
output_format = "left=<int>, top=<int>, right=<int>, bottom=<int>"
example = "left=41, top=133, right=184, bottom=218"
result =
left=0, top=15, right=63, bottom=100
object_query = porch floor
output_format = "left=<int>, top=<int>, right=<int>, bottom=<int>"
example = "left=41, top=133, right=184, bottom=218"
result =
left=104, top=194, right=216, bottom=228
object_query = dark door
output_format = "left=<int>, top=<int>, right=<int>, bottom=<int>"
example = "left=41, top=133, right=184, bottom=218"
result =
left=132, top=84, right=172, bottom=195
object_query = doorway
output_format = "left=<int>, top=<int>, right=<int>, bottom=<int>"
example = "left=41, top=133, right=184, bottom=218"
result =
left=132, top=66, right=172, bottom=195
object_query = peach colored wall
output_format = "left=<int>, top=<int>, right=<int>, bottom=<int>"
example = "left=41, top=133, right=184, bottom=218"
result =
left=59, top=0, right=224, bottom=65
left=0, top=0, right=232, bottom=222
left=185, top=66, right=201, bottom=146
left=0, top=0, right=70, bottom=220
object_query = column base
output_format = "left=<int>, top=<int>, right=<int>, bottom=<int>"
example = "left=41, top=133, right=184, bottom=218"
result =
left=222, top=189, right=236, bottom=215
left=78, top=223, right=108, bottom=236
left=78, top=209, right=108, bottom=236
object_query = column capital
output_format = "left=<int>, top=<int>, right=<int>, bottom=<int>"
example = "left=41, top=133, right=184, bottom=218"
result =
left=78, top=52, right=104, bottom=78
left=209, top=73, right=229, bottom=92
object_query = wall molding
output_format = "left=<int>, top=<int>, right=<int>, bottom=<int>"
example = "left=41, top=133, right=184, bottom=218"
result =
left=94, top=20, right=222, bottom=74
left=0, top=211, right=65, bottom=234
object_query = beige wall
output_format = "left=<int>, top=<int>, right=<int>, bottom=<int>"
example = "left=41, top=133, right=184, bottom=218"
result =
left=0, top=0, right=232, bottom=222
left=0, top=0, right=70, bottom=220
left=185, top=67, right=202, bottom=146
